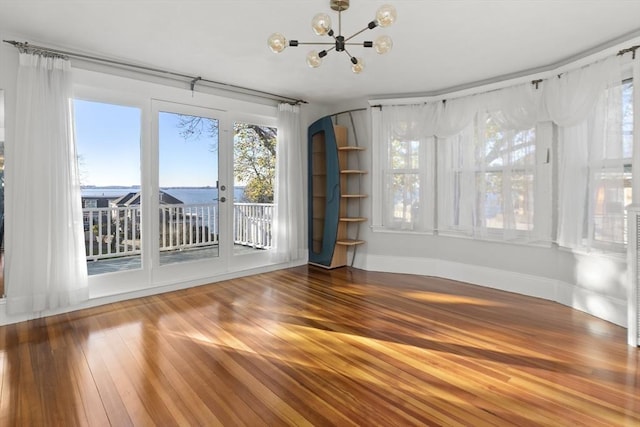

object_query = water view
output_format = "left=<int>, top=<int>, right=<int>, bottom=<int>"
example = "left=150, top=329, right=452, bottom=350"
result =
left=82, top=186, right=246, bottom=204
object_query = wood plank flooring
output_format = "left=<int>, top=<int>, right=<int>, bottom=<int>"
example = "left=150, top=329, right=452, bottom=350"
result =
left=0, top=265, right=638, bottom=426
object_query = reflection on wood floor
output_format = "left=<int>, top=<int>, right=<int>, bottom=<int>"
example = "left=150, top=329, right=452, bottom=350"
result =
left=0, top=265, right=638, bottom=425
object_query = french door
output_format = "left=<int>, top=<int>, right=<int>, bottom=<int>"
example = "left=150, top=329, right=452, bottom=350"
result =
left=151, top=101, right=231, bottom=275
left=83, top=101, right=278, bottom=287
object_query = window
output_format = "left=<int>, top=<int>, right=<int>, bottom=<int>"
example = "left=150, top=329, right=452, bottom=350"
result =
left=384, top=137, right=432, bottom=231
left=74, top=99, right=142, bottom=274
left=373, top=105, right=435, bottom=232
left=589, top=81, right=633, bottom=249
left=438, top=114, right=551, bottom=242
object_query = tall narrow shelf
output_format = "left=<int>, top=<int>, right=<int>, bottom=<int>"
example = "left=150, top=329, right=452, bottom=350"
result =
left=308, top=116, right=367, bottom=268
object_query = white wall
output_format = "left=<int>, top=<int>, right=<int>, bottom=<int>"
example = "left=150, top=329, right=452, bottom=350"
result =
left=327, top=98, right=628, bottom=328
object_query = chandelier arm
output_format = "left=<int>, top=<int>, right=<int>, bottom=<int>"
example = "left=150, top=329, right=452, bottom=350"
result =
left=343, top=23, right=377, bottom=43
left=294, top=42, right=338, bottom=46
left=343, top=47, right=354, bottom=59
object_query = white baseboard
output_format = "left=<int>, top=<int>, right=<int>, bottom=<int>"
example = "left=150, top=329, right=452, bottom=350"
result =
left=358, top=254, right=627, bottom=327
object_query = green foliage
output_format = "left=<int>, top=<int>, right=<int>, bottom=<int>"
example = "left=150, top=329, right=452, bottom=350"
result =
left=234, top=123, right=276, bottom=203
left=176, top=115, right=277, bottom=203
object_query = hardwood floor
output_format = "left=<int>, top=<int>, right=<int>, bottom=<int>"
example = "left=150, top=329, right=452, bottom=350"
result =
left=0, top=265, right=638, bottom=426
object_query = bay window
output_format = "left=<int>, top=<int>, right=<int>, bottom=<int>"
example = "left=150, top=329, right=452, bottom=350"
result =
left=372, top=56, right=632, bottom=255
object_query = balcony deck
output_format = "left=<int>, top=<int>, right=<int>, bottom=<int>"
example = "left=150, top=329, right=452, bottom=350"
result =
left=84, top=202, right=273, bottom=275
left=87, top=244, right=265, bottom=275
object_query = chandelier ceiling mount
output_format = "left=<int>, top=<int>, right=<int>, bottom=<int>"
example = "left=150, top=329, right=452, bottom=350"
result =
left=267, top=0, right=397, bottom=74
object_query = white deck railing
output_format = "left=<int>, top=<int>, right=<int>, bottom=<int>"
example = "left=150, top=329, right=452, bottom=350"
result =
left=84, top=206, right=141, bottom=261
left=234, top=203, right=274, bottom=249
left=84, top=202, right=274, bottom=261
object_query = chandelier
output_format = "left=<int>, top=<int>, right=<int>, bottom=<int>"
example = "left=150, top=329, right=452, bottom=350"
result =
left=267, top=0, right=397, bottom=74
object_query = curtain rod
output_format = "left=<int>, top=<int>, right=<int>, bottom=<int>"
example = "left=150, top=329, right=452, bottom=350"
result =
left=3, top=40, right=306, bottom=105
left=330, top=107, right=368, bottom=117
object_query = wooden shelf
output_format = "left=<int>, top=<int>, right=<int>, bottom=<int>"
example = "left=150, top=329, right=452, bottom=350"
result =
left=309, top=120, right=366, bottom=269
left=339, top=217, right=367, bottom=222
left=336, top=239, right=365, bottom=246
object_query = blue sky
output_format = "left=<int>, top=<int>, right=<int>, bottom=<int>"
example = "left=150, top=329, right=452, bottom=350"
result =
left=74, top=100, right=218, bottom=187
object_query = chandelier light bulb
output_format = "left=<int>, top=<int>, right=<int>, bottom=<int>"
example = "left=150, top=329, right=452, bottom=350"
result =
left=267, top=33, right=287, bottom=53
left=375, top=4, right=397, bottom=27
left=351, top=58, right=364, bottom=74
left=311, top=13, right=332, bottom=36
left=374, top=35, right=393, bottom=54
left=306, top=50, right=323, bottom=68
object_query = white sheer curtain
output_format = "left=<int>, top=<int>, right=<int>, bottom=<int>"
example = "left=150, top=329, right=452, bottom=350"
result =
left=438, top=112, right=542, bottom=241
left=272, top=103, right=305, bottom=262
left=379, top=105, right=435, bottom=231
left=6, top=52, right=88, bottom=314
left=546, top=56, right=627, bottom=249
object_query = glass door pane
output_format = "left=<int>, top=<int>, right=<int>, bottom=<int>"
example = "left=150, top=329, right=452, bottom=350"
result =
left=158, top=111, right=219, bottom=265
left=74, top=99, right=142, bottom=275
left=232, top=122, right=276, bottom=256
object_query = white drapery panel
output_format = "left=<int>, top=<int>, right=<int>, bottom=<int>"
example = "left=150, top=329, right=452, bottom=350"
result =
left=378, top=56, right=624, bottom=139
left=555, top=79, right=628, bottom=249
left=437, top=124, right=476, bottom=235
left=272, top=103, right=306, bottom=262
left=6, top=52, right=88, bottom=314
left=486, top=83, right=542, bottom=131
left=548, top=56, right=627, bottom=250
left=435, top=95, right=479, bottom=138
left=543, top=56, right=622, bottom=127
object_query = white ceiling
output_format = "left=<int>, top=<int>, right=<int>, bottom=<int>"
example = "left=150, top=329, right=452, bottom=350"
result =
left=1, top=0, right=640, bottom=105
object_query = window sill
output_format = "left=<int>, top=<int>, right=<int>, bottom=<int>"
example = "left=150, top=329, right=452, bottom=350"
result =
left=370, top=225, right=434, bottom=236
left=556, top=245, right=627, bottom=261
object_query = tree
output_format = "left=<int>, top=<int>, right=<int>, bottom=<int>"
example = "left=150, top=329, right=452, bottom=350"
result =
left=176, top=115, right=276, bottom=203
left=233, top=123, right=276, bottom=203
